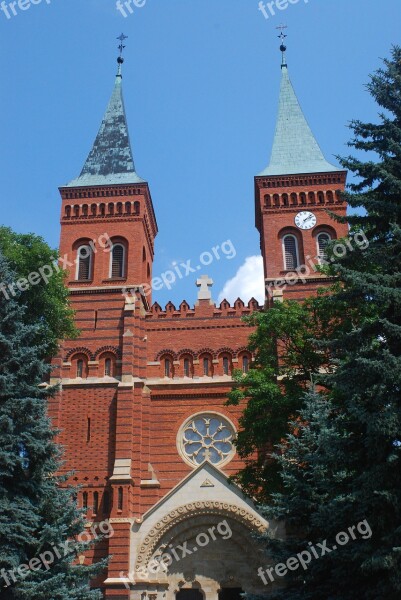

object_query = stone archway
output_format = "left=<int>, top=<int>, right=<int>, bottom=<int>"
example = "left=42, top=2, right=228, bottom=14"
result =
left=135, top=501, right=266, bottom=573
left=134, top=502, right=269, bottom=600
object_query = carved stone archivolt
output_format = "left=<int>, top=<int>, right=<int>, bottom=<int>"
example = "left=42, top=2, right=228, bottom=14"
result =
left=135, top=501, right=266, bottom=570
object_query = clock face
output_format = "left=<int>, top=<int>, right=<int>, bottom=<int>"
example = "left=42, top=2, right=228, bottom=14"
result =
left=295, top=211, right=317, bottom=230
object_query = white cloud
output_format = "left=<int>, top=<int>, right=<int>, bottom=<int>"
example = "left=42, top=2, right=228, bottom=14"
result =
left=218, top=256, right=264, bottom=305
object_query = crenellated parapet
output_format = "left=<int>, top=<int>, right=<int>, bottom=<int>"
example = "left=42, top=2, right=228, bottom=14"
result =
left=146, top=297, right=261, bottom=320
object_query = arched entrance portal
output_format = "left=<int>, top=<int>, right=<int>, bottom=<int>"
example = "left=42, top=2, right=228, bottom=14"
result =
left=135, top=506, right=269, bottom=600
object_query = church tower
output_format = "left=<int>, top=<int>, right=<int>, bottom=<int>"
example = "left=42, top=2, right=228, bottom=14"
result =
left=255, top=37, right=349, bottom=303
left=50, top=40, right=159, bottom=593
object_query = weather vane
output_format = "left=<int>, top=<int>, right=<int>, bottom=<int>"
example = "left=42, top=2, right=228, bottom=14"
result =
left=276, top=24, right=288, bottom=68
left=117, top=33, right=128, bottom=75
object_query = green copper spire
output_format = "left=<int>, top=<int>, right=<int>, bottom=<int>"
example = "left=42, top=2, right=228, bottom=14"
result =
left=259, top=36, right=342, bottom=177
left=66, top=35, right=144, bottom=187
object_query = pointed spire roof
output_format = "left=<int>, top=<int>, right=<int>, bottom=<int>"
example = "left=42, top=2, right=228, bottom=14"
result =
left=66, top=72, right=144, bottom=187
left=259, top=64, right=342, bottom=177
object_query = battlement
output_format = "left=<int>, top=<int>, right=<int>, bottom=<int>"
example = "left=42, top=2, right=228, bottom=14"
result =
left=146, top=297, right=262, bottom=319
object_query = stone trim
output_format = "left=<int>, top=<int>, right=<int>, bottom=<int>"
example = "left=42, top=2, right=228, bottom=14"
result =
left=135, top=501, right=266, bottom=571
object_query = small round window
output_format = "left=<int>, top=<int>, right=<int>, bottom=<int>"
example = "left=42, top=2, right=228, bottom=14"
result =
left=178, top=413, right=236, bottom=468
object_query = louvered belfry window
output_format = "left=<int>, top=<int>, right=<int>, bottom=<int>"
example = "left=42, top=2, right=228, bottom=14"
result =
left=77, top=245, right=92, bottom=280
left=283, top=235, right=299, bottom=270
left=111, top=244, right=125, bottom=278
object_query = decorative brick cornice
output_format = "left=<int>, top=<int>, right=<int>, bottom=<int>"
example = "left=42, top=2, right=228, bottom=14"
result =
left=255, top=171, right=347, bottom=190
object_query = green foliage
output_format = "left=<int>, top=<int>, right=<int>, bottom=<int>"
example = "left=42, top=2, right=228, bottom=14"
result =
left=0, top=227, right=78, bottom=358
left=0, top=252, right=104, bottom=599
left=227, top=299, right=333, bottom=501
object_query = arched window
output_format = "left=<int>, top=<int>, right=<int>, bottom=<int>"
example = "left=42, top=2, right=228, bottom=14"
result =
left=134, top=201, right=140, bottom=215
left=105, top=358, right=112, bottom=377
left=65, top=206, right=71, bottom=218
left=300, top=193, right=306, bottom=206
left=82, top=204, right=88, bottom=216
left=90, top=204, right=97, bottom=216
left=110, top=243, right=125, bottom=279
left=318, top=192, right=325, bottom=204
left=75, top=355, right=88, bottom=379
left=76, top=245, right=93, bottom=281
left=164, top=358, right=172, bottom=378
left=82, top=491, right=88, bottom=510
left=99, top=203, right=105, bottom=216
left=118, top=487, right=123, bottom=511
left=317, top=233, right=332, bottom=263
left=77, top=359, right=84, bottom=378
left=242, top=355, right=250, bottom=374
left=125, top=202, right=131, bottom=214
left=223, top=356, right=230, bottom=376
left=283, top=235, right=299, bottom=270
left=203, top=357, right=210, bottom=376
left=183, top=358, right=190, bottom=377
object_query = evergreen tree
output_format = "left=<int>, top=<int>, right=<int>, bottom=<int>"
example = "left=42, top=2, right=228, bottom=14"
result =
left=0, top=251, right=105, bottom=599
left=257, top=390, right=379, bottom=600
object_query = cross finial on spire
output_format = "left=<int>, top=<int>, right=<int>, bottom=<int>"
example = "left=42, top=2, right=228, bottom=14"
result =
left=117, top=33, right=128, bottom=77
left=276, top=24, right=288, bottom=68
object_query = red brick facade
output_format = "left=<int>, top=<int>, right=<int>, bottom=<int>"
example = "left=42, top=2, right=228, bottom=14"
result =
left=48, top=63, right=349, bottom=599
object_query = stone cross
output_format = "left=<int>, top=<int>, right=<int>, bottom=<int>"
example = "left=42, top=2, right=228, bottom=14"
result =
left=196, top=275, right=214, bottom=301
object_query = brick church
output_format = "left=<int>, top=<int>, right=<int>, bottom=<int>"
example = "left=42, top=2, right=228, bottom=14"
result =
left=49, top=40, right=348, bottom=600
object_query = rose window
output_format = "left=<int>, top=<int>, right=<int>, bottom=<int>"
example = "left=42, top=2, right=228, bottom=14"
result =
left=179, top=413, right=235, bottom=467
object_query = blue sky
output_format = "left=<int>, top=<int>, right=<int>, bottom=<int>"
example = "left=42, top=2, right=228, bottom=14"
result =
left=0, top=0, right=400, bottom=307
